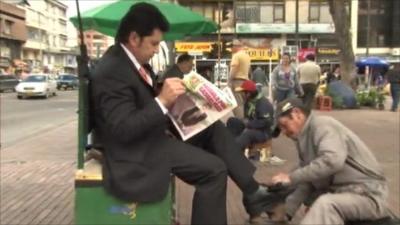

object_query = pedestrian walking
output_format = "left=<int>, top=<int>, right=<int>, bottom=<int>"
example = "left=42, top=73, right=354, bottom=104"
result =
left=297, top=54, right=321, bottom=109
left=385, top=64, right=400, bottom=112
left=271, top=53, right=303, bottom=103
left=229, top=39, right=251, bottom=119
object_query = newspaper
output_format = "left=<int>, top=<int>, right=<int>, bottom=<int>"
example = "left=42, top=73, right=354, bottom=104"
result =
left=168, top=72, right=237, bottom=141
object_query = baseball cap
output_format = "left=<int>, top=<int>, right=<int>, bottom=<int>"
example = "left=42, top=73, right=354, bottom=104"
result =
left=275, top=98, right=305, bottom=118
left=234, top=80, right=257, bottom=92
left=271, top=98, right=306, bottom=137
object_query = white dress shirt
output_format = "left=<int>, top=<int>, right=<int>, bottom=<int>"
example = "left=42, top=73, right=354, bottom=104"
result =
left=120, top=43, right=168, bottom=114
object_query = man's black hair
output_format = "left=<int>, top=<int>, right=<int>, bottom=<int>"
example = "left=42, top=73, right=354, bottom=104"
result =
left=115, top=3, right=169, bottom=44
left=177, top=53, right=194, bottom=64
left=306, top=54, right=315, bottom=61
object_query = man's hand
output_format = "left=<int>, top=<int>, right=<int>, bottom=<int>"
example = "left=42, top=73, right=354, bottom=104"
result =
left=271, top=172, right=291, bottom=185
left=158, top=78, right=186, bottom=108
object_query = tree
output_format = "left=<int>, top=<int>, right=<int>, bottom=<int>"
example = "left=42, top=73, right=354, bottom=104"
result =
left=328, top=0, right=355, bottom=85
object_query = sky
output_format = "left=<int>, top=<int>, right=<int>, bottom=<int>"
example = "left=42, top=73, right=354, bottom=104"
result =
left=61, top=0, right=116, bottom=46
left=61, top=0, right=116, bottom=17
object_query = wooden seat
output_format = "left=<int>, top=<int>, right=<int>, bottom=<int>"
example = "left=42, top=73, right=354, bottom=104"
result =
left=245, top=140, right=272, bottom=162
left=316, top=96, right=332, bottom=111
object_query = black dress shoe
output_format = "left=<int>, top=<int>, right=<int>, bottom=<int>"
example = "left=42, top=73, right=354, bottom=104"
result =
left=243, top=185, right=292, bottom=218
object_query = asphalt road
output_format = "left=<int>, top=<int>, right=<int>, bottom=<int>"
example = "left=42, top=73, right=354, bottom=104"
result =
left=0, top=90, right=78, bottom=149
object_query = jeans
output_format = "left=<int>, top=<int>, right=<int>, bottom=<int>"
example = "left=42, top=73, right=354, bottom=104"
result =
left=390, top=83, right=400, bottom=111
left=275, top=89, right=295, bottom=103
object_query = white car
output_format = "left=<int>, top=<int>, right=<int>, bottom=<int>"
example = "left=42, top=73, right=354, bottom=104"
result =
left=16, top=74, right=57, bottom=99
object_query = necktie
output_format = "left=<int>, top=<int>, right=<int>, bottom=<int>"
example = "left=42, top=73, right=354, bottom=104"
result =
left=138, top=67, right=151, bottom=85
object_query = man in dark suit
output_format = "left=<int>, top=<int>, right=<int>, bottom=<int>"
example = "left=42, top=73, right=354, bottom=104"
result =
left=91, top=3, right=279, bottom=225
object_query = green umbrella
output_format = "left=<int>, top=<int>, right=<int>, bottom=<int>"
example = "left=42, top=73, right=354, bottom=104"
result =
left=69, top=0, right=218, bottom=40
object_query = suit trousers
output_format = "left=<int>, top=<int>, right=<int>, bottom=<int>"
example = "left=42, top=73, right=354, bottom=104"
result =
left=167, top=121, right=256, bottom=225
left=301, top=192, right=387, bottom=225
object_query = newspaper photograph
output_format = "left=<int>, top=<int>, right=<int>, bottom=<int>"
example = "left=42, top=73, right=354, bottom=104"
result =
left=168, top=72, right=237, bottom=141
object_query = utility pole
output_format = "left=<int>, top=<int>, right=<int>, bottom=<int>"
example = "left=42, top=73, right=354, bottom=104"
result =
left=295, top=0, right=299, bottom=65
left=217, top=1, right=221, bottom=88
left=38, top=12, right=43, bottom=71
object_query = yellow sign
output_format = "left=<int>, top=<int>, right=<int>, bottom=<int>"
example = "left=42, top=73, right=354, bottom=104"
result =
left=317, top=48, right=340, bottom=55
left=245, top=48, right=279, bottom=60
left=175, top=42, right=213, bottom=53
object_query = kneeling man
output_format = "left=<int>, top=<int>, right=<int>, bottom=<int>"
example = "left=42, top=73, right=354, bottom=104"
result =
left=271, top=98, right=388, bottom=224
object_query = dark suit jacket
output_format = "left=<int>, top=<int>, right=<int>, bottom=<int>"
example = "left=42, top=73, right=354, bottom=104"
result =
left=91, top=44, right=172, bottom=202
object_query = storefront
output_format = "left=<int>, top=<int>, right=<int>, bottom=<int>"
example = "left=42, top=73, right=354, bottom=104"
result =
left=317, top=47, right=340, bottom=73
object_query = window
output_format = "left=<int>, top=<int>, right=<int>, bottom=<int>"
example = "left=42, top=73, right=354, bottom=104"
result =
left=0, top=45, right=11, bottom=58
left=93, top=34, right=103, bottom=40
left=28, top=27, right=42, bottom=41
left=309, top=0, right=330, bottom=23
left=236, top=1, right=284, bottom=23
left=273, top=3, right=284, bottom=23
left=188, top=2, right=218, bottom=22
left=4, top=20, right=12, bottom=34
left=236, top=1, right=259, bottom=23
left=309, top=2, right=320, bottom=23
left=60, top=36, right=66, bottom=48
left=357, top=0, right=393, bottom=47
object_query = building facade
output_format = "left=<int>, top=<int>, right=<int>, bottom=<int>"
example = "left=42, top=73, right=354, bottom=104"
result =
left=354, top=0, right=400, bottom=62
left=19, top=0, right=69, bottom=73
left=178, top=0, right=339, bottom=73
left=82, top=30, right=113, bottom=59
left=0, top=1, right=27, bottom=73
left=178, top=0, right=399, bottom=75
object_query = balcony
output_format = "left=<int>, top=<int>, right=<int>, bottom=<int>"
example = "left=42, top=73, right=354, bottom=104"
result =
left=24, top=40, right=47, bottom=50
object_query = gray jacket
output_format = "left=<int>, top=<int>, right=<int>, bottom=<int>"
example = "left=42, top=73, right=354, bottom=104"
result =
left=286, top=113, right=388, bottom=216
left=271, top=64, right=301, bottom=91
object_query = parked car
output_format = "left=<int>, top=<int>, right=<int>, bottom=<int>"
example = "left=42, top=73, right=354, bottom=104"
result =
left=15, top=74, right=57, bottom=99
left=0, top=74, right=20, bottom=92
left=57, top=74, right=79, bottom=90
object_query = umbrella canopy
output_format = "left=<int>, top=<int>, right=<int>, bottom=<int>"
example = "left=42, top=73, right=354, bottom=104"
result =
left=69, top=0, right=218, bottom=41
left=356, top=57, right=389, bottom=68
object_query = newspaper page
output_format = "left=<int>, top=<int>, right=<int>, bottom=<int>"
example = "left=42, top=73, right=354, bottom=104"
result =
left=168, top=72, right=237, bottom=141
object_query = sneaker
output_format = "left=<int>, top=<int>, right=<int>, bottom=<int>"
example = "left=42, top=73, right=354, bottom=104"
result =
left=269, top=156, right=286, bottom=165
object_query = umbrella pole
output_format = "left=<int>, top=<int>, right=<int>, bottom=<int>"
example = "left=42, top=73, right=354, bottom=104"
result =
left=368, top=67, right=373, bottom=90
left=75, top=0, right=90, bottom=170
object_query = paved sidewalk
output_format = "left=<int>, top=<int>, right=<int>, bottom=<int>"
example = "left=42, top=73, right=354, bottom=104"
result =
left=1, top=108, right=399, bottom=224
